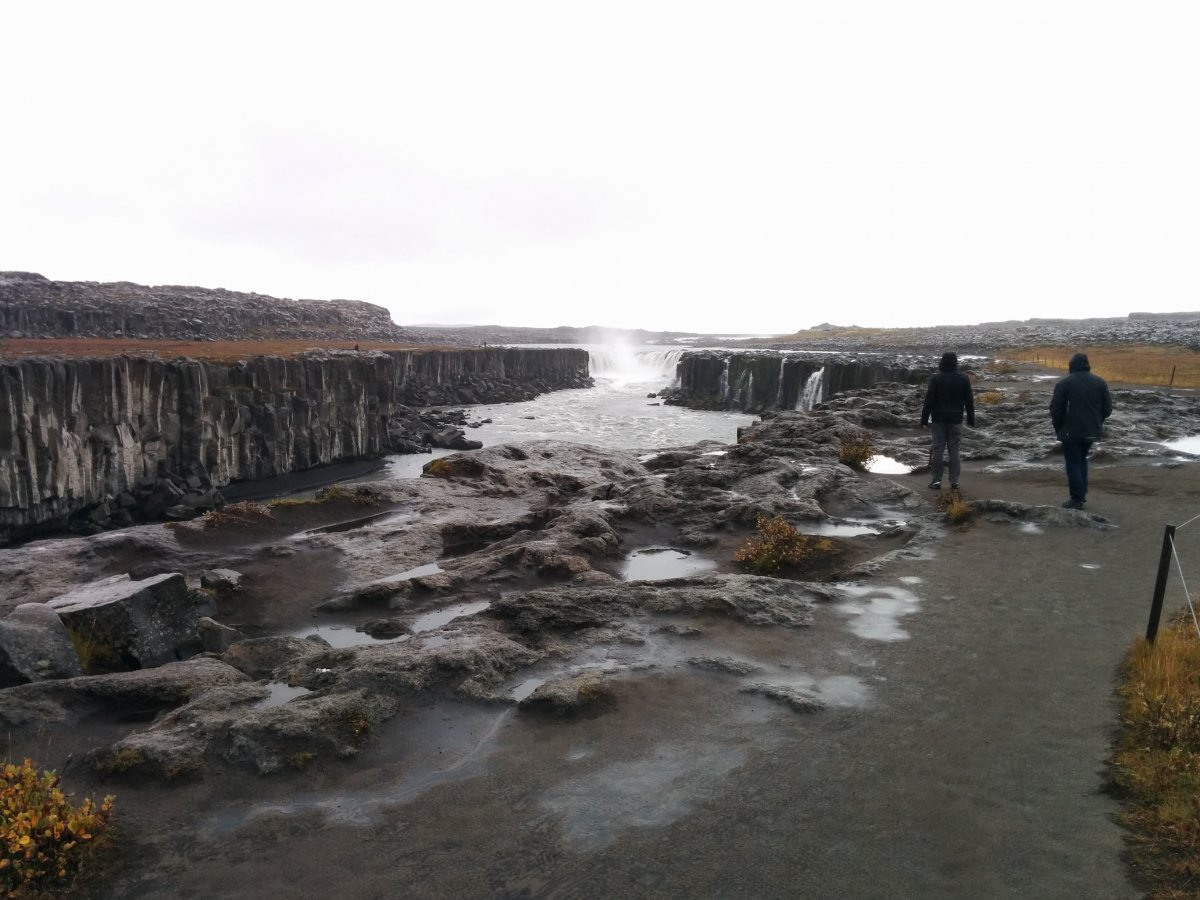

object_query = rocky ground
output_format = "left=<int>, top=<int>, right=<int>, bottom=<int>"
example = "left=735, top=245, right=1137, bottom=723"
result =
left=733, top=314, right=1200, bottom=353
left=0, top=364, right=1198, bottom=897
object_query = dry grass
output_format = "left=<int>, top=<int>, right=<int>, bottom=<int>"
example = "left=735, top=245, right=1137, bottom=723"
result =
left=268, top=485, right=380, bottom=508
left=975, top=391, right=1004, bottom=405
left=734, top=516, right=837, bottom=575
left=837, top=431, right=877, bottom=470
left=935, top=489, right=974, bottom=524
left=201, top=501, right=274, bottom=529
left=1003, top=345, right=1200, bottom=388
left=1111, top=615, right=1200, bottom=898
left=0, top=338, right=456, bottom=364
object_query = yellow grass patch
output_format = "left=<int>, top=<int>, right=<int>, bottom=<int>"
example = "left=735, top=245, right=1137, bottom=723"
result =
left=1003, top=345, right=1200, bottom=389
left=1112, top=615, right=1200, bottom=897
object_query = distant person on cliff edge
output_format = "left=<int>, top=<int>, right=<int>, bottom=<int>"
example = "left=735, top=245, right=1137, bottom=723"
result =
left=1050, top=352, right=1112, bottom=509
left=920, top=351, right=975, bottom=490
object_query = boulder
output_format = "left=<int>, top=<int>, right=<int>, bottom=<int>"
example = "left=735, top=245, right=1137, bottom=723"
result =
left=200, top=568, right=243, bottom=591
left=198, top=617, right=247, bottom=654
left=0, top=603, right=83, bottom=686
left=46, top=573, right=203, bottom=673
left=518, top=671, right=614, bottom=716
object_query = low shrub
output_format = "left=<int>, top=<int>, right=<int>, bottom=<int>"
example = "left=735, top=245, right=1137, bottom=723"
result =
left=1111, top=616, right=1200, bottom=898
left=268, top=485, right=380, bottom=509
left=935, top=489, right=974, bottom=524
left=837, top=431, right=876, bottom=470
left=423, top=457, right=488, bottom=479
left=975, top=391, right=1004, bottom=405
left=202, top=501, right=273, bottom=529
left=315, top=485, right=378, bottom=506
left=65, top=628, right=123, bottom=675
left=734, top=516, right=835, bottom=575
left=0, top=759, right=114, bottom=897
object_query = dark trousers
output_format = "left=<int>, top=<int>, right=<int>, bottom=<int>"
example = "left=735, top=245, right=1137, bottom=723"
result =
left=1062, top=440, right=1093, bottom=502
left=928, top=422, right=963, bottom=484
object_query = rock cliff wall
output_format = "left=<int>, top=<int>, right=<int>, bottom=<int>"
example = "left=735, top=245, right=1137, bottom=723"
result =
left=662, top=351, right=928, bottom=412
left=0, top=272, right=407, bottom=341
left=0, top=348, right=590, bottom=542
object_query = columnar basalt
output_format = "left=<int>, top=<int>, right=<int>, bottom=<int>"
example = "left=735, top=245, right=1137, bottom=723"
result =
left=0, top=348, right=590, bottom=542
left=661, top=351, right=928, bottom=412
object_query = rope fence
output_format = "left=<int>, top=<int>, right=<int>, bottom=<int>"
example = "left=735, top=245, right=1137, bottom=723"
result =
left=1146, top=515, right=1200, bottom=642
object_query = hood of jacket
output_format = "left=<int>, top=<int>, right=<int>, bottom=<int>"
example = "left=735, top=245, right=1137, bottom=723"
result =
left=1068, top=353, right=1091, bottom=373
left=938, top=352, right=958, bottom=372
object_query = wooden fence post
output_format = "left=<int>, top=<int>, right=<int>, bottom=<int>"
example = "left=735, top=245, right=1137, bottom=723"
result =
left=1147, top=525, right=1177, bottom=643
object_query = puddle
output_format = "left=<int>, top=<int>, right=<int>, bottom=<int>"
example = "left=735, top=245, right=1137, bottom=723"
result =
left=1019, top=523, right=1044, bottom=535
left=255, top=682, right=312, bottom=708
left=511, top=677, right=547, bottom=701
left=1080, top=563, right=1101, bottom=570
left=409, top=600, right=491, bottom=633
left=834, top=584, right=922, bottom=641
left=863, top=455, right=913, bottom=475
left=764, top=673, right=871, bottom=708
left=701, top=450, right=727, bottom=457
left=378, top=563, right=444, bottom=584
left=620, top=547, right=718, bottom=581
left=1163, top=436, right=1200, bottom=455
left=802, top=521, right=881, bottom=538
left=288, top=619, right=403, bottom=649
left=211, top=705, right=514, bottom=833
left=898, top=576, right=923, bottom=585
left=299, top=511, right=412, bottom=536
left=540, top=742, right=746, bottom=851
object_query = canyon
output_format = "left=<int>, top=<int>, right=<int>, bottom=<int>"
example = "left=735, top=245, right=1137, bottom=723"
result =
left=0, top=347, right=590, bottom=543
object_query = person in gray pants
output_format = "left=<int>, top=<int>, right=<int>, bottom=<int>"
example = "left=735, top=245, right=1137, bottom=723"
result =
left=920, top=352, right=975, bottom=489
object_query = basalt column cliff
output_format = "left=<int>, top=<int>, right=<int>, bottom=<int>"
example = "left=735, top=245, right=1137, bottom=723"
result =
left=0, top=348, right=590, bottom=542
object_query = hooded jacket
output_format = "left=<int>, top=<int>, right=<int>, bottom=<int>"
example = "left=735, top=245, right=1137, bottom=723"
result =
left=1049, top=353, right=1112, bottom=442
left=921, top=352, right=975, bottom=426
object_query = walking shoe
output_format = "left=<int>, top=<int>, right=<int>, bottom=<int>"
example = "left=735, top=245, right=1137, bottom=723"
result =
left=928, top=481, right=941, bottom=490
left=1061, top=499, right=1085, bottom=510
left=950, top=483, right=959, bottom=490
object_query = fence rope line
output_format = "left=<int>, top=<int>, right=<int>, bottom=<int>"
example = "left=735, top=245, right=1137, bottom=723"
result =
left=1175, top=513, right=1200, bottom=532
left=1168, top=534, right=1200, bottom=639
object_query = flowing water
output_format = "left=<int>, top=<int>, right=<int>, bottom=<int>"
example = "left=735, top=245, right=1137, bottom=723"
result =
left=372, top=345, right=757, bottom=481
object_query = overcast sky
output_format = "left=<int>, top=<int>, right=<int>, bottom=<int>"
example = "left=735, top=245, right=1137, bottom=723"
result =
left=3, top=2, right=1198, bottom=333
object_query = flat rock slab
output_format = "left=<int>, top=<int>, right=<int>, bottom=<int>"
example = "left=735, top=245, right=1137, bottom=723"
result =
left=47, top=573, right=199, bottom=672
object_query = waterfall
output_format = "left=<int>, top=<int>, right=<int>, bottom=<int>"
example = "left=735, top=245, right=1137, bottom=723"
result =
left=587, top=347, right=684, bottom=381
left=718, top=359, right=730, bottom=406
left=797, top=367, right=825, bottom=411
left=774, top=357, right=785, bottom=409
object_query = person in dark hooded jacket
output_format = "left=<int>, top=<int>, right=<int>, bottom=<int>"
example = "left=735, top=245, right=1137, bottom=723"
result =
left=920, top=351, right=975, bottom=489
left=1049, top=352, right=1112, bottom=509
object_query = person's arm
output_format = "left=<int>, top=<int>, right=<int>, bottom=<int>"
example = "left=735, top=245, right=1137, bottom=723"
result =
left=965, top=377, right=976, bottom=427
left=921, top=376, right=937, bottom=426
left=1049, top=380, right=1067, bottom=433
left=1101, top=382, right=1113, bottom=420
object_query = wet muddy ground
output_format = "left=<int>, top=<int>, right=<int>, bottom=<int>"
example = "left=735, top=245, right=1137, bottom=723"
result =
left=29, top=458, right=1187, bottom=898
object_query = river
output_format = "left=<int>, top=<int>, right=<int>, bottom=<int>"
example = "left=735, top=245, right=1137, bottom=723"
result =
left=378, top=344, right=758, bottom=478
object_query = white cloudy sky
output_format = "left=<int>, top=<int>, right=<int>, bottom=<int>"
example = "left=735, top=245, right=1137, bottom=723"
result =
left=3, top=2, right=1198, bottom=333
